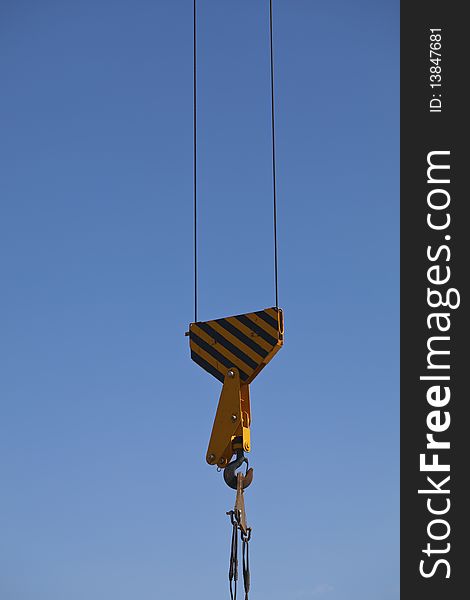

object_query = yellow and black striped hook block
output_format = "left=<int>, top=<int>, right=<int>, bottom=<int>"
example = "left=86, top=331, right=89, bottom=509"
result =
left=187, top=307, right=284, bottom=468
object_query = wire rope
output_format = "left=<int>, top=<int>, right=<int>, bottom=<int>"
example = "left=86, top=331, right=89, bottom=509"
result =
left=269, top=0, right=279, bottom=308
left=193, top=0, right=198, bottom=322
left=192, top=1, right=280, bottom=317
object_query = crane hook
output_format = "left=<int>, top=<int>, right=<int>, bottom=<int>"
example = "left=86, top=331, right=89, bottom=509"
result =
left=223, top=449, right=253, bottom=490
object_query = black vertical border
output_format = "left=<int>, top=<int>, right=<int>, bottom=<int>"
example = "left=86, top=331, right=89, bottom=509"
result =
left=401, top=2, right=468, bottom=599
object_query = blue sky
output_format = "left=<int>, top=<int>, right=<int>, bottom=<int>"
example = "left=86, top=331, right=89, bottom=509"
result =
left=0, top=1, right=398, bottom=599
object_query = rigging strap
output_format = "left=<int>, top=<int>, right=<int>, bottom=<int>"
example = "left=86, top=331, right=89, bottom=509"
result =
left=227, top=472, right=252, bottom=600
left=242, top=532, right=250, bottom=600
left=229, top=511, right=239, bottom=600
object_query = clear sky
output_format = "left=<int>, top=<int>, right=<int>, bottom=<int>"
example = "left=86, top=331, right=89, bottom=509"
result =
left=0, top=1, right=398, bottom=599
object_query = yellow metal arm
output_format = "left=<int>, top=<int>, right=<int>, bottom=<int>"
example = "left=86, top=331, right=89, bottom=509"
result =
left=187, top=306, right=284, bottom=469
left=206, top=368, right=251, bottom=468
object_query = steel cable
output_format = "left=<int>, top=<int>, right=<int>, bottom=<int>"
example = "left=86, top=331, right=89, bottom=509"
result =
left=192, top=0, right=280, bottom=314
